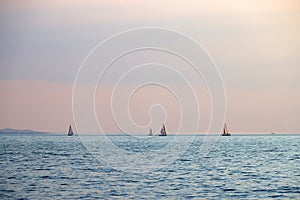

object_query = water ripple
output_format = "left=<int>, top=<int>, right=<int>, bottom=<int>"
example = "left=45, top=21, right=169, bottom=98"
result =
left=0, top=135, right=299, bottom=199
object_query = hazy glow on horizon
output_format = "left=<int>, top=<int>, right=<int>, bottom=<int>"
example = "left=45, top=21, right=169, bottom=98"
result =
left=0, top=0, right=299, bottom=133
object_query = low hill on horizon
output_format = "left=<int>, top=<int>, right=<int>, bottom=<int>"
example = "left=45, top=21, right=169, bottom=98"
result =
left=0, top=128, right=56, bottom=135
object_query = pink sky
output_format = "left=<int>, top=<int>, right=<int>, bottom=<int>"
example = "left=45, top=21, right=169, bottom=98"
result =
left=0, top=80, right=73, bottom=132
left=0, top=0, right=299, bottom=133
left=0, top=80, right=299, bottom=133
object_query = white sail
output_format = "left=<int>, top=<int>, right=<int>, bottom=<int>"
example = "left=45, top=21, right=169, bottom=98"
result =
left=222, top=123, right=230, bottom=136
left=67, top=125, right=74, bottom=136
left=159, top=123, right=167, bottom=136
left=148, top=129, right=153, bottom=136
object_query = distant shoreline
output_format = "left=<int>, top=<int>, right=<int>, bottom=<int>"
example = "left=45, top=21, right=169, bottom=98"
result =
left=0, top=128, right=57, bottom=135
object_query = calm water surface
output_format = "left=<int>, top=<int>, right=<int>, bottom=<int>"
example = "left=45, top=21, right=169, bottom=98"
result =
left=0, top=135, right=299, bottom=199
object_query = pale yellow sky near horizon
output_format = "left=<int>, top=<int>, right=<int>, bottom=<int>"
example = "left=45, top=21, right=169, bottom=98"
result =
left=0, top=0, right=299, bottom=133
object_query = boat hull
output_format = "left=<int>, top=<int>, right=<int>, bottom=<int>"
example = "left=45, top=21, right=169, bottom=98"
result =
left=221, top=133, right=231, bottom=136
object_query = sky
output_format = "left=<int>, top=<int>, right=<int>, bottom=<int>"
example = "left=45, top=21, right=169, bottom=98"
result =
left=0, top=0, right=299, bottom=133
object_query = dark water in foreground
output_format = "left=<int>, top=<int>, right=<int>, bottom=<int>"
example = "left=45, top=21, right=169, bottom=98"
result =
left=0, top=135, right=299, bottom=199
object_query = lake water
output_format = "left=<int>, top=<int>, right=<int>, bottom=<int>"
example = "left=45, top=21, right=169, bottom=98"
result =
left=0, top=135, right=299, bottom=199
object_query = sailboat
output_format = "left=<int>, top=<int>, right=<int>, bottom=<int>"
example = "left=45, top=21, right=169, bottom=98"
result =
left=148, top=128, right=153, bottom=136
left=159, top=123, right=167, bottom=136
left=67, top=125, right=74, bottom=136
left=221, top=123, right=231, bottom=136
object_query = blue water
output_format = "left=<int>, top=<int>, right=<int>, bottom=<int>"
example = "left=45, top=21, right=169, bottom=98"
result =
left=0, top=135, right=299, bottom=199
